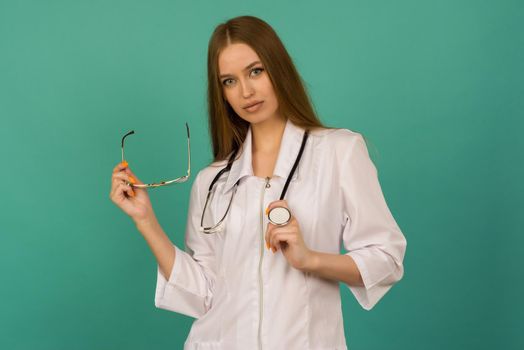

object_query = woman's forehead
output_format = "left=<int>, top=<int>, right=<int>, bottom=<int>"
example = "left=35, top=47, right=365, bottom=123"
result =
left=218, top=43, right=261, bottom=74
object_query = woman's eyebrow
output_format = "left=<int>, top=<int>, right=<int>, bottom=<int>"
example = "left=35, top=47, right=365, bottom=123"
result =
left=219, top=61, right=261, bottom=79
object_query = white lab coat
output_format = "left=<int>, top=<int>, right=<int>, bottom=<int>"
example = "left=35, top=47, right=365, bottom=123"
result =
left=155, top=119, right=407, bottom=350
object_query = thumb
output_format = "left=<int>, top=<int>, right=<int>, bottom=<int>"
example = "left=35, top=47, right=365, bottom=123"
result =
left=124, top=166, right=145, bottom=186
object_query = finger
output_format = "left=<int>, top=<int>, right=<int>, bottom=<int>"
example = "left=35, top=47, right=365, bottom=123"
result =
left=123, top=167, right=144, bottom=185
left=265, top=222, right=274, bottom=249
left=111, top=176, right=132, bottom=194
left=110, top=174, right=126, bottom=198
left=112, top=168, right=144, bottom=189
left=265, top=218, right=297, bottom=250
left=112, top=161, right=143, bottom=186
left=112, top=171, right=136, bottom=186
left=265, top=215, right=300, bottom=248
left=113, top=160, right=129, bottom=173
left=265, top=222, right=284, bottom=250
left=112, top=171, right=130, bottom=183
left=118, top=181, right=135, bottom=198
left=123, top=184, right=135, bottom=199
left=268, top=226, right=295, bottom=251
left=271, top=232, right=295, bottom=252
left=111, top=180, right=134, bottom=201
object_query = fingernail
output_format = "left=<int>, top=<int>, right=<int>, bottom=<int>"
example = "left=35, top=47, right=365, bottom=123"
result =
left=265, top=207, right=269, bottom=215
left=272, top=247, right=276, bottom=253
left=266, top=241, right=270, bottom=250
left=122, top=160, right=128, bottom=167
left=128, top=176, right=136, bottom=184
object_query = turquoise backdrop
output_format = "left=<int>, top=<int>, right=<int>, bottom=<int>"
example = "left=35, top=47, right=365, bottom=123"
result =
left=1, top=0, right=522, bottom=349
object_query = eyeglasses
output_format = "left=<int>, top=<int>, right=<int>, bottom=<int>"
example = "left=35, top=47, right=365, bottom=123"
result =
left=121, top=122, right=191, bottom=188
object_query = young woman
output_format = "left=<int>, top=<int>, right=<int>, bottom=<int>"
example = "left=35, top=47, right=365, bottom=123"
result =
left=110, top=15, right=406, bottom=350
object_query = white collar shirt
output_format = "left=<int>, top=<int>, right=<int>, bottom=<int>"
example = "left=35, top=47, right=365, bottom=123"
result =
left=155, top=119, right=407, bottom=350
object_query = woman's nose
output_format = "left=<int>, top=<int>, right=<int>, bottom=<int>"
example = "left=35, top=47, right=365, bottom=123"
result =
left=240, top=79, right=254, bottom=98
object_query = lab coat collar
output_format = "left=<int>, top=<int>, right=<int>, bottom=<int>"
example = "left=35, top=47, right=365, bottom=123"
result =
left=223, top=118, right=306, bottom=194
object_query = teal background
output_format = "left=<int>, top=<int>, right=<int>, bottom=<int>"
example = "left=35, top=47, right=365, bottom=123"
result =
left=1, top=0, right=522, bottom=349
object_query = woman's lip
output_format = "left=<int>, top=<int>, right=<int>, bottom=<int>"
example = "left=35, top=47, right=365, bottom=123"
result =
left=244, top=101, right=263, bottom=112
left=243, top=100, right=263, bottom=108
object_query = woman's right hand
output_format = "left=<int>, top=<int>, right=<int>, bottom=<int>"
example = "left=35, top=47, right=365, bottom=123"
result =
left=110, top=161, right=156, bottom=225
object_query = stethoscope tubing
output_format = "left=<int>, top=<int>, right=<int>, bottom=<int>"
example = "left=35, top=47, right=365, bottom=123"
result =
left=201, top=129, right=309, bottom=232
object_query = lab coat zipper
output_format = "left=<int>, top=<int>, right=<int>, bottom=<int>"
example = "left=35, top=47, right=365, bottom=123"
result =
left=258, top=176, right=271, bottom=350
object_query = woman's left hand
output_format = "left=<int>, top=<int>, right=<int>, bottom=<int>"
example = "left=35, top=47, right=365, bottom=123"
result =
left=264, top=200, right=314, bottom=271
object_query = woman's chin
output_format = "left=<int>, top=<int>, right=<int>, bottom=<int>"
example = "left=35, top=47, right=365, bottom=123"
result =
left=240, top=112, right=282, bottom=126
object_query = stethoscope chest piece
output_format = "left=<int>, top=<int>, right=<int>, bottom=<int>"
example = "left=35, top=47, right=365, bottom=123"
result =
left=268, top=206, right=291, bottom=226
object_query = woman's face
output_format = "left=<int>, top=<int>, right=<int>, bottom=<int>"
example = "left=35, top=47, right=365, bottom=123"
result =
left=218, top=42, right=281, bottom=125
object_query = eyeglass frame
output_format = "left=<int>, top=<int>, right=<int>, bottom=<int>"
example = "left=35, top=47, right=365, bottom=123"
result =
left=121, top=122, right=191, bottom=188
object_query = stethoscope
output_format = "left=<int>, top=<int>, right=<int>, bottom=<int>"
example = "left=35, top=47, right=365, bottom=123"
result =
left=200, top=130, right=309, bottom=234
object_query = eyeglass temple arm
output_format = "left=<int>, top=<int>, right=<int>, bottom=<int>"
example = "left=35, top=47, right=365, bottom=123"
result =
left=121, top=130, right=135, bottom=162
left=185, top=122, right=191, bottom=178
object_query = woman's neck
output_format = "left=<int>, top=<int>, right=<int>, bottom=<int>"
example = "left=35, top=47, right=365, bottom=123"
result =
left=251, top=116, right=287, bottom=155
left=250, top=116, right=286, bottom=178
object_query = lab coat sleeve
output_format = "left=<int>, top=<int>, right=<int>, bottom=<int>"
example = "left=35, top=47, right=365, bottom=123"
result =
left=154, top=171, right=217, bottom=318
left=339, top=132, right=407, bottom=311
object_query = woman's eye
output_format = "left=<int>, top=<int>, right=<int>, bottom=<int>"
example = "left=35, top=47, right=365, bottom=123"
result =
left=222, top=68, right=263, bottom=86
left=251, top=67, right=264, bottom=76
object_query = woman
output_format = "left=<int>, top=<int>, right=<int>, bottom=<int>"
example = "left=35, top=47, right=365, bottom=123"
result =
left=110, top=15, right=406, bottom=350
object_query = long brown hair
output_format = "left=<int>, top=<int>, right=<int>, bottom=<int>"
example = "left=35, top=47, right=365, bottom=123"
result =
left=207, top=15, right=326, bottom=161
